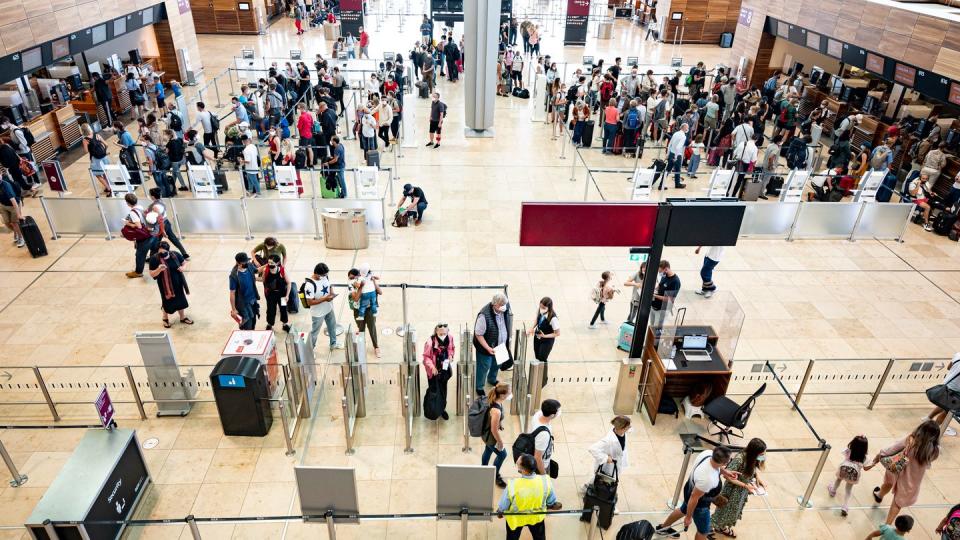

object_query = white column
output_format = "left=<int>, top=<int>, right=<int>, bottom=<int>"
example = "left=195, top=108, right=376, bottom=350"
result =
left=463, top=0, right=499, bottom=137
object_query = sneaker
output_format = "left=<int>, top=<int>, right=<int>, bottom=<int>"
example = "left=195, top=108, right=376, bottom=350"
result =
left=759, top=195, right=768, bottom=200
left=177, top=186, right=190, bottom=191
left=330, top=342, right=344, bottom=349
left=924, top=223, right=933, bottom=231
left=433, top=143, right=440, bottom=148
left=125, top=271, right=142, bottom=278
left=16, top=239, right=25, bottom=248
left=441, top=411, right=449, bottom=420
left=425, top=142, right=434, bottom=147
left=655, top=525, right=680, bottom=538
left=266, top=325, right=273, bottom=331
left=600, top=320, right=609, bottom=325
left=840, top=507, right=848, bottom=517
left=827, top=484, right=837, bottom=498
left=676, top=183, right=687, bottom=189
left=694, top=290, right=705, bottom=295
left=703, top=290, right=715, bottom=298
left=588, top=324, right=597, bottom=329
left=945, top=426, right=957, bottom=436
left=282, top=324, right=291, bottom=332
left=495, top=475, right=507, bottom=488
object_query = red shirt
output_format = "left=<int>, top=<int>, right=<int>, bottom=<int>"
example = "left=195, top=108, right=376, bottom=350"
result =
left=604, top=106, right=619, bottom=125
left=297, top=111, right=313, bottom=139
left=359, top=32, right=369, bottom=47
left=383, top=80, right=398, bottom=95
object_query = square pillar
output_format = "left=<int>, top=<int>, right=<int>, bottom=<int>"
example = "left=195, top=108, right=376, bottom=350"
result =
left=463, top=0, right=499, bottom=137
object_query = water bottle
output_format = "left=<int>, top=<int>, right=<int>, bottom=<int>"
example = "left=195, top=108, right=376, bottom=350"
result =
left=669, top=345, right=677, bottom=360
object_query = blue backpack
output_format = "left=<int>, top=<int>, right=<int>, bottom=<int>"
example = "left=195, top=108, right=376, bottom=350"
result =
left=625, top=109, right=640, bottom=130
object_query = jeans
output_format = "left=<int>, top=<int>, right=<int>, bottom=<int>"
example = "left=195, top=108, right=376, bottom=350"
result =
left=334, top=169, right=347, bottom=198
left=475, top=351, right=500, bottom=395
left=357, top=291, right=378, bottom=317
left=244, top=171, right=261, bottom=195
left=482, top=444, right=508, bottom=475
left=237, top=301, right=257, bottom=330
left=590, top=302, right=606, bottom=325
left=170, top=160, right=187, bottom=188
left=665, top=152, right=683, bottom=187
left=602, top=123, right=618, bottom=152
left=134, top=236, right=158, bottom=274
left=506, top=521, right=545, bottom=540
left=310, top=310, right=338, bottom=349
left=572, top=121, right=585, bottom=145
left=687, top=154, right=701, bottom=175
left=163, top=220, right=188, bottom=257
left=406, top=200, right=427, bottom=220
left=700, top=257, right=719, bottom=290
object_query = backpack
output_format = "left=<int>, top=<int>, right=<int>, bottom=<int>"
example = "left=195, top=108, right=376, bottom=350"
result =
left=467, top=395, right=489, bottom=437
left=168, top=112, right=183, bottom=131
left=870, top=147, right=890, bottom=170
left=657, top=394, right=678, bottom=417
left=616, top=520, right=655, bottom=540
left=15, top=127, right=35, bottom=146
left=87, top=136, right=108, bottom=159
left=787, top=141, right=807, bottom=169
left=512, top=425, right=551, bottom=462
left=294, top=149, right=307, bottom=169
left=298, top=278, right=315, bottom=310
left=209, top=112, right=220, bottom=131
left=625, top=109, right=640, bottom=130
left=653, top=99, right=667, bottom=120
left=566, top=84, right=579, bottom=102
left=153, top=146, right=171, bottom=170
left=590, top=284, right=602, bottom=304
left=837, top=463, right=861, bottom=483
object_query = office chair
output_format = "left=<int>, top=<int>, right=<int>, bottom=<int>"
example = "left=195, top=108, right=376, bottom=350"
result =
left=703, top=383, right=766, bottom=443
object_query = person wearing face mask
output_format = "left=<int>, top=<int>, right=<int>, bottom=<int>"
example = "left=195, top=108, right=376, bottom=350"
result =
left=148, top=241, right=193, bottom=328
left=530, top=399, right=561, bottom=478
left=262, top=254, right=291, bottom=333
left=425, top=92, right=447, bottom=148
left=497, top=453, right=561, bottom=540
left=473, top=293, right=512, bottom=397
left=583, top=415, right=632, bottom=494
left=229, top=252, right=260, bottom=330
left=527, top=297, right=559, bottom=387
left=422, top=323, right=455, bottom=420
left=482, top=382, right=512, bottom=488
left=711, top=438, right=767, bottom=538
left=650, top=260, right=680, bottom=330
left=346, top=267, right=381, bottom=357
left=655, top=445, right=736, bottom=540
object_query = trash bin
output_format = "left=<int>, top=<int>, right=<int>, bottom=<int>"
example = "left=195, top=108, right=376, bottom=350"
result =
left=322, top=209, right=369, bottom=250
left=210, top=355, right=273, bottom=436
left=599, top=21, right=613, bottom=39
left=324, top=22, right=341, bottom=40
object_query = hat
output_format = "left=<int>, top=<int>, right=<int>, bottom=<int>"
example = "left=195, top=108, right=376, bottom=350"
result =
left=403, top=183, right=413, bottom=194
left=235, top=252, right=250, bottom=264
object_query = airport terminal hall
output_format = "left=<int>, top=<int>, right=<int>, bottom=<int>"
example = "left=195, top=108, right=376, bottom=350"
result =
left=5, top=0, right=960, bottom=538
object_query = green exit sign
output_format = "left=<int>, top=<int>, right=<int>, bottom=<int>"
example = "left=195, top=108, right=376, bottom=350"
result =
left=629, top=254, right=641, bottom=261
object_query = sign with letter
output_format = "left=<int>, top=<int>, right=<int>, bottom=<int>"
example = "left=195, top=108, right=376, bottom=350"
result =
left=707, top=169, right=735, bottom=198
left=95, top=387, right=115, bottom=429
left=781, top=169, right=809, bottom=202
left=631, top=168, right=656, bottom=200
left=854, top=170, right=887, bottom=202
left=519, top=202, right=658, bottom=246
left=738, top=7, right=753, bottom=26
left=42, top=160, right=68, bottom=193
left=564, top=0, right=589, bottom=45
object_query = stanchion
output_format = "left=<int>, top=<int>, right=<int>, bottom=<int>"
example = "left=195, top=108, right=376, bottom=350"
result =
left=868, top=359, right=895, bottom=410
left=668, top=444, right=695, bottom=509
left=586, top=505, right=601, bottom=540
left=278, top=401, right=296, bottom=456
left=186, top=515, right=202, bottom=539
left=797, top=443, right=831, bottom=508
left=33, top=367, right=60, bottom=422
left=568, top=143, right=577, bottom=180
left=341, top=396, right=355, bottom=455
left=1, top=439, right=27, bottom=487
left=793, top=359, right=815, bottom=408
left=124, top=365, right=147, bottom=420
left=460, top=508, right=469, bottom=540
left=325, top=511, right=338, bottom=539
left=43, top=519, right=60, bottom=540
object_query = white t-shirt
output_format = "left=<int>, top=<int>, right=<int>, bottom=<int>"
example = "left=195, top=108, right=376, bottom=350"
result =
left=531, top=412, right=554, bottom=465
left=125, top=205, right=144, bottom=227
left=704, top=246, right=725, bottom=262
left=690, top=450, right=721, bottom=493
left=242, top=143, right=260, bottom=173
left=304, top=276, right=333, bottom=317
left=360, top=273, right=377, bottom=293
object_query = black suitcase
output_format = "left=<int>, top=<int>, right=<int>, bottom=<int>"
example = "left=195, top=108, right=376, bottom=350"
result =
left=214, top=170, right=228, bottom=193
left=766, top=175, right=784, bottom=195
left=933, top=211, right=958, bottom=236
left=652, top=158, right=667, bottom=184
left=616, top=520, right=655, bottom=540
left=366, top=150, right=380, bottom=167
left=579, top=484, right=617, bottom=529
left=582, top=120, right=595, bottom=148
left=417, top=81, right=429, bottom=99
left=20, top=216, right=47, bottom=258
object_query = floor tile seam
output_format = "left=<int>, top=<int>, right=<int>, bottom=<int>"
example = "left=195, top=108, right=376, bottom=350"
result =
left=0, top=236, right=83, bottom=316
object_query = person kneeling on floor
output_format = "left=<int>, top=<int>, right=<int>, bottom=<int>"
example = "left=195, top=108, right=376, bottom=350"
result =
left=397, top=183, right=428, bottom=225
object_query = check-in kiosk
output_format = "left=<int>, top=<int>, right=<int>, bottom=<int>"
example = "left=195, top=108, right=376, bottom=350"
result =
left=25, top=429, right=150, bottom=540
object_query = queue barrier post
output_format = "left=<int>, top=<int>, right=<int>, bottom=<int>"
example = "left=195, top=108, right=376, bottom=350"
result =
left=124, top=365, right=148, bottom=420
left=278, top=401, right=296, bottom=456
left=668, top=444, right=695, bottom=509
left=186, top=514, right=202, bottom=540
left=33, top=367, right=60, bottom=422
left=868, top=359, right=895, bottom=410
left=798, top=443, right=831, bottom=508
left=1, top=439, right=28, bottom=487
left=793, top=359, right=815, bottom=409
left=341, top=396, right=355, bottom=456
left=586, top=505, right=601, bottom=540
left=43, top=519, right=60, bottom=540
left=460, top=508, right=469, bottom=540
left=325, top=511, right=337, bottom=539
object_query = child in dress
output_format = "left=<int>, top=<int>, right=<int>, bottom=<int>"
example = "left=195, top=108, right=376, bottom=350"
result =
left=828, top=435, right=868, bottom=517
left=687, top=133, right=705, bottom=178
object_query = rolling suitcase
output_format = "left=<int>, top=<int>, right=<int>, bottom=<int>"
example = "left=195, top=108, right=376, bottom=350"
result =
left=616, top=520, right=655, bottom=540
left=766, top=176, right=784, bottom=196
left=741, top=179, right=763, bottom=201
left=20, top=216, right=47, bottom=258
left=579, top=463, right=618, bottom=530
left=581, top=120, right=595, bottom=148
left=214, top=170, right=229, bottom=193
left=617, top=322, right=634, bottom=352
left=417, top=81, right=429, bottom=99
left=366, top=149, right=380, bottom=167
left=612, top=132, right=623, bottom=155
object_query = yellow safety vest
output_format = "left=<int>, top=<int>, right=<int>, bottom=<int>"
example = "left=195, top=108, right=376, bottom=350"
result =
left=505, top=475, right=552, bottom=530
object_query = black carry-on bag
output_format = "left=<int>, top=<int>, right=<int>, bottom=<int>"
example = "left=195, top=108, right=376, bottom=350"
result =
left=580, top=462, right=618, bottom=529
left=20, top=216, right=47, bottom=258
left=926, top=370, right=960, bottom=413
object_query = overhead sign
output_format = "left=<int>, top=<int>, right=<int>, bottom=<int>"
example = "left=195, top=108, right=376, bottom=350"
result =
left=290, top=49, right=302, bottom=60
left=894, top=63, right=916, bottom=86
left=519, top=202, right=658, bottom=246
left=950, top=82, right=960, bottom=106
left=865, top=53, right=884, bottom=74
left=42, top=160, right=68, bottom=192
left=738, top=7, right=753, bottom=26
left=95, top=387, right=115, bottom=429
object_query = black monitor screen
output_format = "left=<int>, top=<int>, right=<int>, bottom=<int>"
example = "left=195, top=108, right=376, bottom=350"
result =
left=664, top=204, right=745, bottom=246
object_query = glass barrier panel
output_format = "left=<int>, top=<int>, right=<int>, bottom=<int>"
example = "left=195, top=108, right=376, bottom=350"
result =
left=739, top=201, right=800, bottom=237
left=792, top=201, right=862, bottom=238
left=854, top=202, right=913, bottom=240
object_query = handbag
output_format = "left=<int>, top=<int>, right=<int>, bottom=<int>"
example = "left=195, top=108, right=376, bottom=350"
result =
left=926, top=370, right=960, bottom=412
left=879, top=449, right=910, bottom=475
left=592, top=461, right=619, bottom=501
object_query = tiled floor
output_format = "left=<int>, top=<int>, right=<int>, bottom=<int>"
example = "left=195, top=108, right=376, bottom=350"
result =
left=1, top=1, right=960, bottom=538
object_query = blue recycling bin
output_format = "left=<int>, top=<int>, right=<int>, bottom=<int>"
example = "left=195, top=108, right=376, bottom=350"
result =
left=210, top=355, right=273, bottom=436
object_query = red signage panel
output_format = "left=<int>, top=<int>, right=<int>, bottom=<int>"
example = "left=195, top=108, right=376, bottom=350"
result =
left=895, top=63, right=916, bottom=87
left=567, top=0, right=590, bottom=17
left=865, top=53, right=884, bottom=74
left=519, top=202, right=658, bottom=247
left=949, top=82, right=960, bottom=106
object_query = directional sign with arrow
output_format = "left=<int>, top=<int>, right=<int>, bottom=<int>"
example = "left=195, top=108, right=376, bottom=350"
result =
left=0, top=371, right=11, bottom=382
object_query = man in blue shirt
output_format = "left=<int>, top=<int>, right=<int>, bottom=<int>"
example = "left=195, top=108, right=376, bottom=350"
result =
left=230, top=97, right=250, bottom=129
left=323, top=135, right=348, bottom=198
left=153, top=76, right=166, bottom=111
left=229, top=252, right=260, bottom=329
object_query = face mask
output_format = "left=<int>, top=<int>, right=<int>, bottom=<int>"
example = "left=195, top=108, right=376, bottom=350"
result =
left=497, top=305, right=507, bottom=313
left=505, top=394, right=513, bottom=401
left=539, top=308, right=547, bottom=315
left=159, top=251, right=169, bottom=258
left=554, top=409, right=562, bottom=419
left=756, top=455, right=766, bottom=463
left=268, top=264, right=278, bottom=270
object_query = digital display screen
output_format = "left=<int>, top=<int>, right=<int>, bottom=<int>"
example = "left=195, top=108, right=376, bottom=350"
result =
left=519, top=203, right=658, bottom=247
left=949, top=82, right=960, bottom=106
left=894, top=63, right=916, bottom=86
left=114, top=17, right=126, bottom=36
left=52, top=37, right=70, bottom=59
left=20, top=48, right=42, bottom=71
left=865, top=53, right=884, bottom=74
left=142, top=8, right=154, bottom=25
left=92, top=24, right=107, bottom=44
left=827, top=39, right=842, bottom=58
left=665, top=204, right=745, bottom=246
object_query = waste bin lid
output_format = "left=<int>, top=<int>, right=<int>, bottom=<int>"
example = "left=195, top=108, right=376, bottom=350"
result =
left=211, top=355, right=264, bottom=379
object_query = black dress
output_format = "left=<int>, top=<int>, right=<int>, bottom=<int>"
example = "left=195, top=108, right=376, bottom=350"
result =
left=149, top=251, right=189, bottom=314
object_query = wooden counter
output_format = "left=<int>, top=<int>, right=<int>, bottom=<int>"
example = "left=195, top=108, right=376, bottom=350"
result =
left=14, top=104, right=82, bottom=161
left=801, top=86, right=847, bottom=136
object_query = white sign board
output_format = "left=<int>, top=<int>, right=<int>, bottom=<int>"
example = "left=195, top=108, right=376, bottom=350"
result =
left=855, top=170, right=887, bottom=202
left=781, top=169, right=809, bottom=202
left=102, top=164, right=134, bottom=196
left=355, top=166, right=378, bottom=198
left=707, top=169, right=735, bottom=198
left=631, top=168, right=656, bottom=200
left=187, top=164, right=218, bottom=198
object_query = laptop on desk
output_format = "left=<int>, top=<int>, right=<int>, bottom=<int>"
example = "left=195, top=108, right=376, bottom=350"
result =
left=680, top=334, right=712, bottom=362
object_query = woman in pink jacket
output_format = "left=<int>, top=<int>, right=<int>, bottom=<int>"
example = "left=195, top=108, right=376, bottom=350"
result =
left=422, top=323, right=455, bottom=420
left=868, top=419, right=941, bottom=524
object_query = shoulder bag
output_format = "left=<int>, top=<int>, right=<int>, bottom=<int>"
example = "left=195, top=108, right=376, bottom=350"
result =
left=879, top=448, right=910, bottom=475
left=926, top=370, right=960, bottom=413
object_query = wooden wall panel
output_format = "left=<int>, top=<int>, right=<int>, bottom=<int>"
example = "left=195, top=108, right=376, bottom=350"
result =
left=662, top=0, right=741, bottom=44
left=883, top=8, right=918, bottom=36
left=906, top=38, right=940, bottom=70
left=913, top=15, right=949, bottom=44
left=876, top=30, right=910, bottom=58
left=854, top=25, right=883, bottom=50
left=934, top=47, right=960, bottom=81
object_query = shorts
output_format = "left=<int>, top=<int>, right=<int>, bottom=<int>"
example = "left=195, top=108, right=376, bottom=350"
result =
left=915, top=198, right=928, bottom=206
left=0, top=204, right=16, bottom=226
left=429, top=121, right=442, bottom=134
left=90, top=156, right=110, bottom=174
left=299, top=136, right=314, bottom=148
left=678, top=500, right=711, bottom=534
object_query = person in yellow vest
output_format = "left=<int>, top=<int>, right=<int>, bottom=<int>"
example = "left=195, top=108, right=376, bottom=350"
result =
left=496, top=453, right=562, bottom=540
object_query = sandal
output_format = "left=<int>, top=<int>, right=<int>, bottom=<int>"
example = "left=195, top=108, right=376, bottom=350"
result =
left=162, top=319, right=171, bottom=328
left=180, top=317, right=194, bottom=325
left=873, top=486, right=882, bottom=504
left=717, top=526, right=736, bottom=538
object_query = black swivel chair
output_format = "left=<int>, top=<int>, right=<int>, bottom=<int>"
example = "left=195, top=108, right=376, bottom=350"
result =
left=703, top=383, right=766, bottom=443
